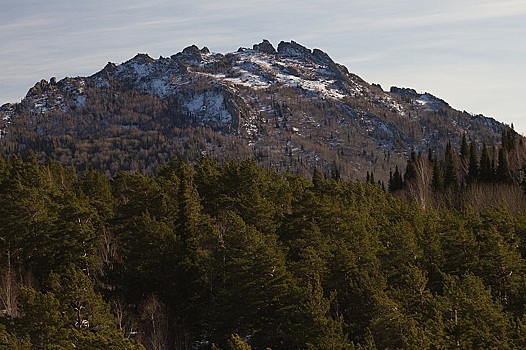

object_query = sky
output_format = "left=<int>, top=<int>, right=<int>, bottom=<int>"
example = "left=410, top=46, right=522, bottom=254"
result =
left=1, top=0, right=525, bottom=133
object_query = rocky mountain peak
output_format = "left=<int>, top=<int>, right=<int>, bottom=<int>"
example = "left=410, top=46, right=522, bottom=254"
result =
left=253, top=39, right=277, bottom=54
left=0, top=40, right=512, bottom=180
left=171, top=45, right=209, bottom=65
left=277, top=40, right=312, bottom=58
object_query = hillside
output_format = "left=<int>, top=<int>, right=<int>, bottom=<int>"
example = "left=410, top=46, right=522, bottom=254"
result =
left=0, top=40, right=513, bottom=180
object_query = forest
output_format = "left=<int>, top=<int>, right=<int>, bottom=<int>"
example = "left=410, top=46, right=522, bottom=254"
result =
left=2, top=131, right=526, bottom=349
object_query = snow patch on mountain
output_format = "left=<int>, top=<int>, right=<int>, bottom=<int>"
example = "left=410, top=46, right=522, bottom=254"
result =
left=184, top=90, right=232, bottom=125
left=76, top=95, right=87, bottom=108
left=415, top=93, right=446, bottom=111
left=199, top=51, right=347, bottom=100
left=382, top=95, right=406, bottom=116
left=0, top=103, right=14, bottom=138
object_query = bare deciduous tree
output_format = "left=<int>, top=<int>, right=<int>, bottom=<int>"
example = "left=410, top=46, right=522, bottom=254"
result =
left=0, top=250, right=18, bottom=317
left=141, top=294, right=168, bottom=350
left=406, top=155, right=433, bottom=209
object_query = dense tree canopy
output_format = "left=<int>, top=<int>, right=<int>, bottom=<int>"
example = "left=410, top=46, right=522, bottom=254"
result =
left=2, top=153, right=526, bottom=349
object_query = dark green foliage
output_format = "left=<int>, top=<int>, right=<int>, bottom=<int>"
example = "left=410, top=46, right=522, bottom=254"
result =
left=479, top=143, right=494, bottom=182
left=496, top=147, right=511, bottom=183
left=443, top=140, right=457, bottom=189
left=403, top=149, right=417, bottom=183
left=467, top=141, right=478, bottom=183
left=2, top=155, right=526, bottom=349
left=431, top=158, right=444, bottom=193
left=14, top=287, right=71, bottom=349
left=388, top=166, right=403, bottom=192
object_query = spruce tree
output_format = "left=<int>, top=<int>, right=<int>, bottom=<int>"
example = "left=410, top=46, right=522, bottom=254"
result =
left=404, top=149, right=417, bottom=183
left=443, top=141, right=457, bottom=189
left=467, top=141, right=478, bottom=184
left=388, top=166, right=404, bottom=192
left=479, top=143, right=493, bottom=182
left=496, top=147, right=511, bottom=183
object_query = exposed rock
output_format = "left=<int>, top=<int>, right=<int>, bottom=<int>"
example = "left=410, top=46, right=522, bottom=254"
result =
left=312, top=48, right=333, bottom=65
left=100, top=62, right=117, bottom=75
left=277, top=40, right=312, bottom=58
left=129, top=53, right=155, bottom=64
left=253, top=39, right=277, bottom=54
left=172, top=45, right=204, bottom=64
left=390, top=86, right=418, bottom=96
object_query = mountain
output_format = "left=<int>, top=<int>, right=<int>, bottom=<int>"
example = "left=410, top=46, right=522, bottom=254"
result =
left=0, top=40, right=512, bottom=180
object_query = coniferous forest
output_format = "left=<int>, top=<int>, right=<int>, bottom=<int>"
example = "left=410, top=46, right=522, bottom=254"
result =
left=3, top=135, right=526, bottom=349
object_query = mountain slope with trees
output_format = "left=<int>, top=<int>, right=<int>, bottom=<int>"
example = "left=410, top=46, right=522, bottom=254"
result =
left=0, top=40, right=515, bottom=181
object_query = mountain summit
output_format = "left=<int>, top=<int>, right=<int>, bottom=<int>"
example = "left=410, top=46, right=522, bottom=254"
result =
left=0, top=40, right=510, bottom=179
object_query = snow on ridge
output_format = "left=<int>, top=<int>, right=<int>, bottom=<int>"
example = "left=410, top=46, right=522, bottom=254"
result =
left=416, top=94, right=433, bottom=105
left=198, top=51, right=347, bottom=100
left=415, top=93, right=446, bottom=112
left=1, top=104, right=14, bottom=122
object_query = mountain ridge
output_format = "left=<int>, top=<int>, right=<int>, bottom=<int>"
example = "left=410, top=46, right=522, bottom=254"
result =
left=0, top=40, right=512, bottom=180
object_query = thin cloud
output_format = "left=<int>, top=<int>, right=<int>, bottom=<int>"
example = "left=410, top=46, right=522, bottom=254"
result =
left=368, top=1, right=526, bottom=29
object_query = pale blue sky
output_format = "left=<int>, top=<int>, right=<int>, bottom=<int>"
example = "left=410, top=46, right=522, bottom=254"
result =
left=2, top=0, right=525, bottom=133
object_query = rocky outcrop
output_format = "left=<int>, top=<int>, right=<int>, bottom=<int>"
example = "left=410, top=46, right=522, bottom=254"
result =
left=277, top=40, right=312, bottom=58
left=171, top=45, right=208, bottom=65
left=253, top=39, right=277, bottom=54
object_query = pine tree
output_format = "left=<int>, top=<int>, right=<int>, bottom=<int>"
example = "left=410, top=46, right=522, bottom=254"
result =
left=209, top=211, right=298, bottom=349
left=15, top=287, right=70, bottom=349
left=48, top=266, right=144, bottom=349
left=438, top=274, right=511, bottom=349
left=226, top=334, right=252, bottom=350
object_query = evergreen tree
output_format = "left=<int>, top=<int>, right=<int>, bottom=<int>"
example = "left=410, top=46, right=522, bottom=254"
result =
left=502, top=129, right=517, bottom=152
left=0, top=324, right=31, bottom=349
left=443, top=141, right=457, bottom=189
left=479, top=143, right=493, bottom=182
left=438, top=274, right=511, bottom=349
left=404, top=149, right=417, bottom=183
left=388, top=166, right=404, bottom=192
left=48, top=266, right=144, bottom=349
left=14, top=287, right=70, bottom=349
left=226, top=334, right=252, bottom=350
left=496, top=147, right=511, bottom=183
left=460, top=134, right=469, bottom=161
left=467, top=141, right=479, bottom=184
left=431, top=159, right=444, bottom=192
left=209, top=211, right=298, bottom=349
